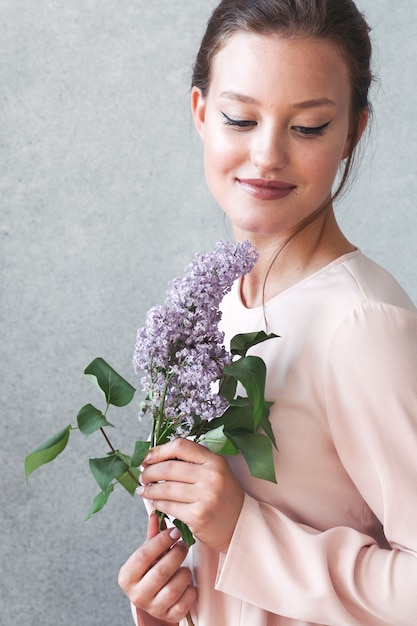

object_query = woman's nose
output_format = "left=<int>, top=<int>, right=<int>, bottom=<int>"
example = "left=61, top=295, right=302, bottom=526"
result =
left=251, top=128, right=289, bottom=172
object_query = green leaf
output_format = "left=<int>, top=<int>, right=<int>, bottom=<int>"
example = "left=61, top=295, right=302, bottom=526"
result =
left=131, top=440, right=151, bottom=467
left=230, top=331, right=279, bottom=357
left=24, top=425, right=72, bottom=480
left=85, top=483, right=115, bottom=520
left=77, top=403, right=114, bottom=435
left=219, top=332, right=277, bottom=401
left=218, top=372, right=237, bottom=401
left=259, top=406, right=278, bottom=449
left=89, top=453, right=129, bottom=491
left=203, top=425, right=238, bottom=456
left=84, top=358, right=136, bottom=407
left=224, top=355, right=269, bottom=428
left=227, top=432, right=277, bottom=483
left=195, top=398, right=256, bottom=438
left=116, top=468, right=140, bottom=495
left=210, top=398, right=256, bottom=433
left=115, top=451, right=133, bottom=466
left=172, top=518, right=196, bottom=547
left=219, top=399, right=256, bottom=433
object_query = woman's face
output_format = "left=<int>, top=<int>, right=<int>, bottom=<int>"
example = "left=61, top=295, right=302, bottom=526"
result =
left=192, top=33, right=363, bottom=242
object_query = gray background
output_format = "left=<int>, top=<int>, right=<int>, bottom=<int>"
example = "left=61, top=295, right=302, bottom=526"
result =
left=1, top=1, right=416, bottom=625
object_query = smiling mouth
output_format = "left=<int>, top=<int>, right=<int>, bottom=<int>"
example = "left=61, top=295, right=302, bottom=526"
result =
left=237, top=178, right=297, bottom=200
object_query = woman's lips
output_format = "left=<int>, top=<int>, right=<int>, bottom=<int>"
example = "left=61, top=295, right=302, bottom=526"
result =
left=237, top=178, right=296, bottom=201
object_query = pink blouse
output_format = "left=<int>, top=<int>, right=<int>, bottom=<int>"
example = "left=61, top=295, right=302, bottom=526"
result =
left=135, top=250, right=417, bottom=626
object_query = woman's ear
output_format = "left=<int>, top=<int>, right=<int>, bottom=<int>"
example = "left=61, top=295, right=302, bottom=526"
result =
left=342, top=107, right=369, bottom=160
left=191, top=86, right=206, bottom=140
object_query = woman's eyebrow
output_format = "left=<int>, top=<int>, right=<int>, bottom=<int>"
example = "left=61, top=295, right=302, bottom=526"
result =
left=220, top=92, right=336, bottom=109
left=291, top=98, right=336, bottom=109
left=219, top=91, right=259, bottom=104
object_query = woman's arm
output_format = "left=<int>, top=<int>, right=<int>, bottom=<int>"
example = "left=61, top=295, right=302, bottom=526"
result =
left=130, top=303, right=417, bottom=624
left=216, top=303, right=417, bottom=625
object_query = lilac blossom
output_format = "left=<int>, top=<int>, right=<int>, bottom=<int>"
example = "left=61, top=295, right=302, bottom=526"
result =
left=133, top=240, right=258, bottom=441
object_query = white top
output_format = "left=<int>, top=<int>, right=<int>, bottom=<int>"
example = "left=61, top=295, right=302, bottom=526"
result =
left=137, top=250, right=417, bottom=626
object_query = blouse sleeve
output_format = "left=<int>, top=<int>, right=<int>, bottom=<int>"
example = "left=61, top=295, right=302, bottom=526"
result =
left=215, top=302, right=417, bottom=625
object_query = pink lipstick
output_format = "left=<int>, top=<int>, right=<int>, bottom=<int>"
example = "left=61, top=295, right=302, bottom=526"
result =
left=237, top=178, right=296, bottom=201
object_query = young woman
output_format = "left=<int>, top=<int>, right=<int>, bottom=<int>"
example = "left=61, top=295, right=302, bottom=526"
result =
left=118, top=1, right=417, bottom=624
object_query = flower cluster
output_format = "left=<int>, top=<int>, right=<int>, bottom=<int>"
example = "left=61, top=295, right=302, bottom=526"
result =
left=24, top=237, right=276, bottom=558
left=133, top=240, right=258, bottom=441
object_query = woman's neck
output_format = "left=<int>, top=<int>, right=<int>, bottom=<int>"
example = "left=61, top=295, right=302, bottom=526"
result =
left=236, top=206, right=356, bottom=309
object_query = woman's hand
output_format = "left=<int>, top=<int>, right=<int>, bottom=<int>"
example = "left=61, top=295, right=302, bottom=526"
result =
left=137, top=438, right=245, bottom=553
left=118, top=511, right=196, bottom=624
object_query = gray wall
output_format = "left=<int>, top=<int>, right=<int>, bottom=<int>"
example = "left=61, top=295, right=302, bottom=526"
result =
left=1, top=1, right=416, bottom=625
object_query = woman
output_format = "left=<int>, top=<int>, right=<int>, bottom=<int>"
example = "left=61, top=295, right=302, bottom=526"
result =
left=118, top=1, right=417, bottom=624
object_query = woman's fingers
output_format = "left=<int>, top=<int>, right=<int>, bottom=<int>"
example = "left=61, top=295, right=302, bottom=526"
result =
left=140, top=438, right=223, bottom=490
left=118, top=521, right=196, bottom=623
left=118, top=506, right=197, bottom=622
left=118, top=525, right=184, bottom=590
left=138, top=440, right=211, bottom=506
left=137, top=440, right=245, bottom=552
left=142, top=437, right=211, bottom=467
left=142, top=562, right=195, bottom=621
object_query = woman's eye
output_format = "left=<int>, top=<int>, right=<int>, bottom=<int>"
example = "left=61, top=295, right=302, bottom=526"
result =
left=292, top=121, right=331, bottom=137
left=221, top=111, right=256, bottom=129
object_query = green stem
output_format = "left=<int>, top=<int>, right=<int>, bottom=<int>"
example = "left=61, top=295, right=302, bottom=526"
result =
left=152, top=374, right=172, bottom=446
left=99, top=427, right=140, bottom=487
left=156, top=510, right=166, bottom=531
left=100, top=426, right=116, bottom=452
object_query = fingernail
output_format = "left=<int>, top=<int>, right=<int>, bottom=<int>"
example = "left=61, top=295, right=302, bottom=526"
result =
left=169, top=527, right=182, bottom=540
left=135, top=486, right=145, bottom=496
left=143, top=452, right=152, bottom=464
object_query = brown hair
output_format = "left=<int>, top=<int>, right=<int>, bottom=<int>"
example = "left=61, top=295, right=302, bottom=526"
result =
left=192, top=0, right=374, bottom=200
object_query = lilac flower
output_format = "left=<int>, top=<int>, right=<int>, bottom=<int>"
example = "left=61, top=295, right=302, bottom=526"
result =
left=133, top=240, right=258, bottom=442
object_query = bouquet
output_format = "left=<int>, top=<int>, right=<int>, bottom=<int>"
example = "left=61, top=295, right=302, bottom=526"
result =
left=25, top=241, right=278, bottom=548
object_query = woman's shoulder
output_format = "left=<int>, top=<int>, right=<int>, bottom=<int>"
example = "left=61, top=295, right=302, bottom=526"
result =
left=219, top=250, right=417, bottom=345
left=318, top=252, right=417, bottom=356
left=338, top=250, right=416, bottom=313
left=282, top=249, right=417, bottom=324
